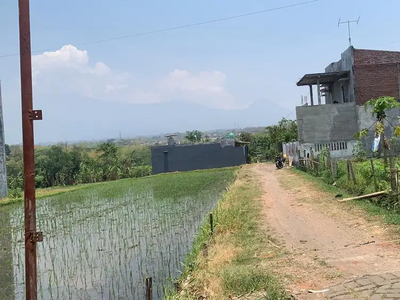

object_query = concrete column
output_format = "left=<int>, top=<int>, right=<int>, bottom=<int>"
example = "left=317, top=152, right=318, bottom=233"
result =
left=0, top=82, right=8, bottom=199
left=317, top=79, right=321, bottom=105
left=309, top=85, right=314, bottom=106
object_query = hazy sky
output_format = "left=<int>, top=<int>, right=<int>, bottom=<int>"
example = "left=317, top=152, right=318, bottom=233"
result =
left=1, top=0, right=400, bottom=144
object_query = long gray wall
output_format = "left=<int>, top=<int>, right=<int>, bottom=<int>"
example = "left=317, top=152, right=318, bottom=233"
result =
left=296, top=102, right=359, bottom=144
left=0, top=86, right=7, bottom=199
left=151, top=143, right=246, bottom=174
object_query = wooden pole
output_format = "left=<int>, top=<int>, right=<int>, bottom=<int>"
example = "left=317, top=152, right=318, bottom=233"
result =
left=209, top=213, right=214, bottom=236
left=390, top=156, right=398, bottom=195
left=145, top=277, right=153, bottom=300
left=370, top=159, right=378, bottom=192
left=338, top=191, right=387, bottom=202
left=347, top=161, right=351, bottom=181
left=349, top=161, right=357, bottom=185
left=18, top=1, right=43, bottom=299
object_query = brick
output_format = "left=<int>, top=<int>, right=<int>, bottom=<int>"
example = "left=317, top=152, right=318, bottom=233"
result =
left=391, top=281, right=400, bottom=289
left=379, top=273, right=399, bottom=281
left=355, top=279, right=373, bottom=286
left=368, top=276, right=387, bottom=285
left=343, top=281, right=360, bottom=289
left=353, top=49, right=400, bottom=106
left=368, top=294, right=383, bottom=300
left=354, top=284, right=376, bottom=292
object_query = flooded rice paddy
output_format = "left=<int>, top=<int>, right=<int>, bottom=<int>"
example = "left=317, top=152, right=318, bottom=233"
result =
left=0, top=169, right=235, bottom=299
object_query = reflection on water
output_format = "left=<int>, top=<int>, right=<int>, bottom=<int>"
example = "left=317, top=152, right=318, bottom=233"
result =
left=0, top=180, right=222, bottom=299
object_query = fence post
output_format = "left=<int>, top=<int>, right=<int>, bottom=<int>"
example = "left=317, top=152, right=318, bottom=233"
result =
left=347, top=160, right=351, bottom=181
left=370, top=158, right=379, bottom=192
left=145, top=277, right=153, bottom=300
left=390, top=156, right=398, bottom=196
left=349, top=161, right=357, bottom=185
left=209, top=213, right=214, bottom=236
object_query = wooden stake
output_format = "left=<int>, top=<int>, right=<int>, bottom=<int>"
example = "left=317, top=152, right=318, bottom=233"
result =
left=370, top=159, right=378, bottom=192
left=349, top=161, right=357, bottom=185
left=145, top=277, right=153, bottom=300
left=338, top=191, right=387, bottom=202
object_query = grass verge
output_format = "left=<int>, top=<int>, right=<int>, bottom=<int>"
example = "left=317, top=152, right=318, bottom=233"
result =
left=292, top=168, right=400, bottom=226
left=166, top=166, right=287, bottom=300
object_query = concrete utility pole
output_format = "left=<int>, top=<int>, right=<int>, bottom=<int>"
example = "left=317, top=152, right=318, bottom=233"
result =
left=18, top=0, right=43, bottom=299
left=338, top=16, right=361, bottom=47
left=0, top=81, right=7, bottom=199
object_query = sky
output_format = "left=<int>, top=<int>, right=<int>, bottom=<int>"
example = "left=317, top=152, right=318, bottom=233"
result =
left=1, top=0, right=400, bottom=144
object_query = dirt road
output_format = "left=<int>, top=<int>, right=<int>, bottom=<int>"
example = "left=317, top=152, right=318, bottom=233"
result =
left=252, top=164, right=400, bottom=299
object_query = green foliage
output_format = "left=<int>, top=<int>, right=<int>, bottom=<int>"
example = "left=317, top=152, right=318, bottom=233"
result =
left=185, top=130, right=203, bottom=143
left=352, top=141, right=367, bottom=162
left=239, top=132, right=252, bottom=143
left=356, top=96, right=400, bottom=139
left=6, top=143, right=152, bottom=194
left=248, top=118, right=297, bottom=161
left=354, top=128, right=369, bottom=139
left=4, top=144, right=10, bottom=156
left=365, top=96, right=399, bottom=121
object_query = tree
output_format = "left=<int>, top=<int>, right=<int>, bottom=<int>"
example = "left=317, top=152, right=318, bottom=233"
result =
left=4, top=144, right=10, bottom=156
left=265, top=118, right=297, bottom=155
left=355, top=96, right=400, bottom=166
left=239, top=132, right=252, bottom=143
left=185, top=130, right=203, bottom=143
left=96, top=142, right=120, bottom=181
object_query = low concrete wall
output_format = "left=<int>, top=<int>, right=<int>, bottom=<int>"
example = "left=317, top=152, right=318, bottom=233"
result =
left=151, top=143, right=246, bottom=174
left=299, top=140, right=357, bottom=159
left=296, top=103, right=359, bottom=144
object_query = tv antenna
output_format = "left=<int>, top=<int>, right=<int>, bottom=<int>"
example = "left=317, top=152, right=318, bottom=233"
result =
left=338, top=16, right=361, bottom=47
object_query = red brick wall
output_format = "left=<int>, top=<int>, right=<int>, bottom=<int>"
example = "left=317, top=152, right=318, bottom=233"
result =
left=353, top=49, right=400, bottom=105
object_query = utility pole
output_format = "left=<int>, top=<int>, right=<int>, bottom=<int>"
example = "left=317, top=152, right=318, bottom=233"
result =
left=338, top=16, right=361, bottom=47
left=18, top=1, right=43, bottom=299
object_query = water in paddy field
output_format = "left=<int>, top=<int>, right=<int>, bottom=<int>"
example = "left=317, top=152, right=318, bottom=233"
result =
left=0, top=173, right=232, bottom=299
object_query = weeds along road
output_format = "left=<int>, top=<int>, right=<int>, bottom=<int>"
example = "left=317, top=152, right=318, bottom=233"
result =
left=252, top=164, right=400, bottom=299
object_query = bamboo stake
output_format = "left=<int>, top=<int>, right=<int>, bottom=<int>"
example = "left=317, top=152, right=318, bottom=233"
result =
left=338, top=191, right=387, bottom=202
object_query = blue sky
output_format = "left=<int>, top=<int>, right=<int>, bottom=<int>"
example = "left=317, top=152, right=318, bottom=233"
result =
left=0, top=0, right=399, bottom=144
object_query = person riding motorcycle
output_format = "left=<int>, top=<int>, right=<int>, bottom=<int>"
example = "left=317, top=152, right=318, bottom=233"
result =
left=275, top=154, right=284, bottom=169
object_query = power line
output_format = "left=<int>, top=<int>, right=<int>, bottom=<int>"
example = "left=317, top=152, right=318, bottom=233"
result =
left=0, top=0, right=319, bottom=59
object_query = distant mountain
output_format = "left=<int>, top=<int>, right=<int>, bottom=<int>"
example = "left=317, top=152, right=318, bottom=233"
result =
left=34, top=95, right=291, bottom=144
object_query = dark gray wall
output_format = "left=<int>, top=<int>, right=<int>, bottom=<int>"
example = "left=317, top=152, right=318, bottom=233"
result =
left=151, top=143, right=246, bottom=174
left=296, top=102, right=359, bottom=143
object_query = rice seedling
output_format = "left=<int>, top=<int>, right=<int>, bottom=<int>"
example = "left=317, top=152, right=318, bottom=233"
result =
left=0, top=168, right=235, bottom=299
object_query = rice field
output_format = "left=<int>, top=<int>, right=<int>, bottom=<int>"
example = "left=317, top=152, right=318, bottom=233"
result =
left=0, top=168, right=236, bottom=300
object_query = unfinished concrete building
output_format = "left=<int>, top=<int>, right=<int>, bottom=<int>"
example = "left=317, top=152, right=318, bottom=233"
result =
left=0, top=82, right=7, bottom=199
left=296, top=46, right=400, bottom=158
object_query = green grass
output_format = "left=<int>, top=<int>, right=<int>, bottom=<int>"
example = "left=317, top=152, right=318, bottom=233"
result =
left=168, top=167, right=287, bottom=299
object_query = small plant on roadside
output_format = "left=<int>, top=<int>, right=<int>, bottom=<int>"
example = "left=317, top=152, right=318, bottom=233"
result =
left=352, top=141, right=366, bottom=162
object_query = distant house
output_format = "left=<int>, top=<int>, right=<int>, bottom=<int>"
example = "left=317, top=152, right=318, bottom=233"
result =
left=151, top=137, right=249, bottom=174
left=296, top=46, right=400, bottom=158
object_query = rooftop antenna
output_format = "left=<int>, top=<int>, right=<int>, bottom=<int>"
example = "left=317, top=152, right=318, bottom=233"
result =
left=338, top=16, right=361, bottom=47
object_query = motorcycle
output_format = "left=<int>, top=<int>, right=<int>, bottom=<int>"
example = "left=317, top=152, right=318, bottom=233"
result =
left=275, top=157, right=284, bottom=169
